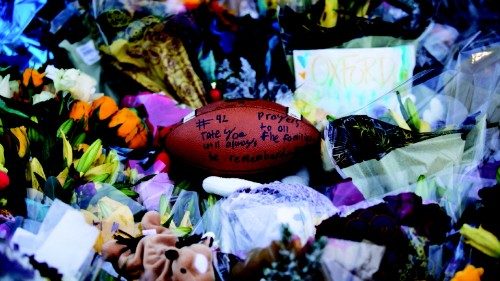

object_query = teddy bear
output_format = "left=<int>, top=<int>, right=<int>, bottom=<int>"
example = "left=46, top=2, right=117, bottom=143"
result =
left=101, top=211, right=215, bottom=281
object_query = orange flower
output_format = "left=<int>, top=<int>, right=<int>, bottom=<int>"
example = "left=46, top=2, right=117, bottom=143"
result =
left=451, top=265, right=484, bottom=281
left=109, top=108, right=139, bottom=137
left=184, top=0, right=202, bottom=9
left=108, top=108, right=149, bottom=149
left=91, top=96, right=118, bottom=120
left=22, top=68, right=45, bottom=87
left=127, top=127, right=148, bottom=149
left=69, top=100, right=92, bottom=121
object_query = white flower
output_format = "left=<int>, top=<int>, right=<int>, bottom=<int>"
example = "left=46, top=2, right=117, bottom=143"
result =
left=45, top=65, right=100, bottom=102
left=45, top=65, right=73, bottom=92
left=0, top=74, right=13, bottom=98
left=32, top=91, right=56, bottom=105
left=70, top=71, right=101, bottom=102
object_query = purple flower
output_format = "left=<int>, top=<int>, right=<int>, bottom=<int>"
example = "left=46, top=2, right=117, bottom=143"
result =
left=135, top=173, right=174, bottom=211
left=122, top=93, right=192, bottom=135
left=75, top=183, right=97, bottom=209
left=325, top=178, right=365, bottom=207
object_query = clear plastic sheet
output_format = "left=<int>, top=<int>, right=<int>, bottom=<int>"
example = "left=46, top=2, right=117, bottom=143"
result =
left=134, top=173, right=174, bottom=211
left=0, top=0, right=49, bottom=69
left=90, top=0, right=185, bottom=45
left=321, top=238, right=385, bottom=281
left=197, top=182, right=336, bottom=258
left=351, top=33, right=499, bottom=130
left=323, top=32, right=499, bottom=223
left=23, top=188, right=54, bottom=234
left=85, top=183, right=145, bottom=215
left=326, top=117, right=488, bottom=222
left=9, top=200, right=99, bottom=279
left=170, top=190, right=202, bottom=228
left=278, top=0, right=433, bottom=57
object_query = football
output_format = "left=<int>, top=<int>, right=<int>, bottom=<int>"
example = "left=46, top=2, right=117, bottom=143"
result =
left=164, top=99, right=321, bottom=179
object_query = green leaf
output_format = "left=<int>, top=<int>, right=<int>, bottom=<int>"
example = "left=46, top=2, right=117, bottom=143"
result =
left=404, top=97, right=421, bottom=131
left=113, top=182, right=133, bottom=190
left=172, top=226, right=192, bottom=236
left=56, top=119, right=74, bottom=138
left=0, top=99, right=30, bottom=119
left=60, top=130, right=73, bottom=167
left=415, top=175, right=428, bottom=198
left=207, top=194, right=218, bottom=207
left=62, top=177, right=75, bottom=190
left=162, top=214, right=174, bottom=228
left=72, top=132, right=86, bottom=148
left=118, top=188, right=139, bottom=198
left=33, top=172, right=47, bottom=188
left=132, top=173, right=157, bottom=187
left=44, top=176, right=61, bottom=200
left=173, top=180, right=190, bottom=196
left=159, top=194, right=169, bottom=217
left=496, top=166, right=500, bottom=184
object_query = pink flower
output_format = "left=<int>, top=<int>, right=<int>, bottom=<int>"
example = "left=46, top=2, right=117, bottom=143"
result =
left=135, top=173, right=174, bottom=211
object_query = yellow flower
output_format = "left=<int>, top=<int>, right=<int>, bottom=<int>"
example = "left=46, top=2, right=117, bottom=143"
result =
left=82, top=197, right=138, bottom=253
left=22, top=68, right=45, bottom=87
left=451, top=265, right=484, bottom=281
left=69, top=100, right=91, bottom=121
left=28, top=157, right=46, bottom=190
left=460, top=224, right=500, bottom=258
left=10, top=127, right=29, bottom=158
left=91, top=96, right=118, bottom=120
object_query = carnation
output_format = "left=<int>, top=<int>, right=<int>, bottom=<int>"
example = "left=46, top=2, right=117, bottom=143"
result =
left=45, top=65, right=101, bottom=102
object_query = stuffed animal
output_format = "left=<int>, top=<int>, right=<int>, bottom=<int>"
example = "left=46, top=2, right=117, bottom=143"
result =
left=102, top=211, right=215, bottom=281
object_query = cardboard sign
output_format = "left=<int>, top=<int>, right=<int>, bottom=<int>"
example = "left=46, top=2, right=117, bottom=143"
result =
left=293, top=46, right=415, bottom=124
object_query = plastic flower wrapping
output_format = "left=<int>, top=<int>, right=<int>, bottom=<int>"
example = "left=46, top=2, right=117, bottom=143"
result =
left=0, top=0, right=499, bottom=280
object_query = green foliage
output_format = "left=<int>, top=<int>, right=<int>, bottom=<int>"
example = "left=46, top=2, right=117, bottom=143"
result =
left=262, top=225, right=327, bottom=281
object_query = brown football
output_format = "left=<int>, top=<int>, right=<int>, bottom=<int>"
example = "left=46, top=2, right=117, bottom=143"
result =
left=164, top=99, right=321, bottom=178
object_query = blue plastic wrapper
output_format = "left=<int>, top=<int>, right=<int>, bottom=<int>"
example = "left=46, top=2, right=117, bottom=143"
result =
left=0, top=0, right=49, bottom=69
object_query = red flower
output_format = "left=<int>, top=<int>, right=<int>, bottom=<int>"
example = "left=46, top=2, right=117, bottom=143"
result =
left=0, top=171, right=9, bottom=190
